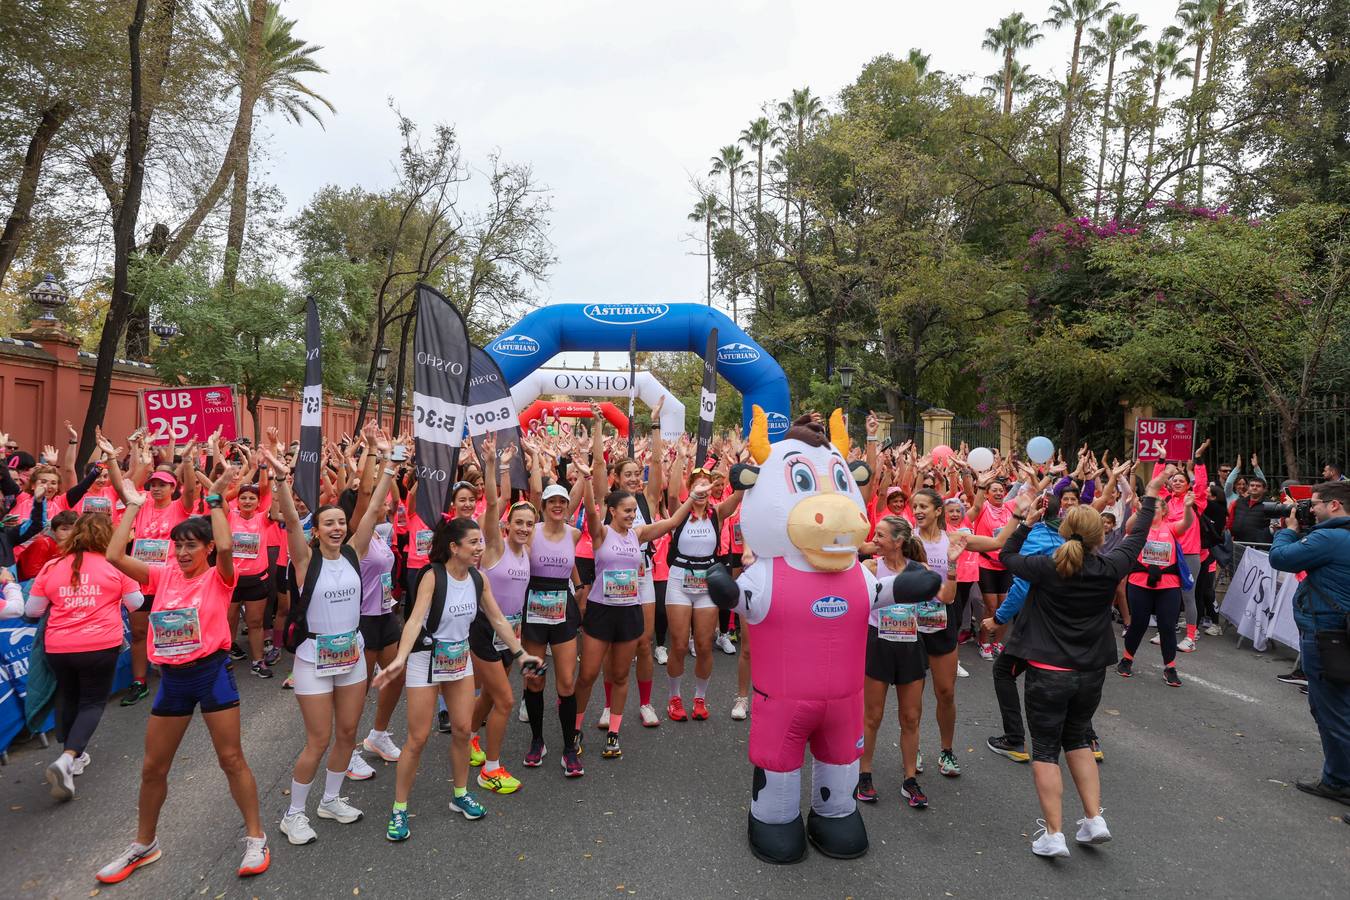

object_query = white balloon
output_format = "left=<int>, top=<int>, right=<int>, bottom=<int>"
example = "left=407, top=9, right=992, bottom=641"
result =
left=968, top=447, right=995, bottom=472
left=1026, top=436, right=1055, bottom=464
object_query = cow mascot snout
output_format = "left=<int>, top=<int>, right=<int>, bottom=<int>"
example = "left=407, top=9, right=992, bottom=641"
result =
left=706, top=408, right=940, bottom=864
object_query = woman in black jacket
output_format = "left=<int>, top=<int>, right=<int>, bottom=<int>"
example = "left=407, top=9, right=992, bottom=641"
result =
left=997, top=467, right=1168, bottom=859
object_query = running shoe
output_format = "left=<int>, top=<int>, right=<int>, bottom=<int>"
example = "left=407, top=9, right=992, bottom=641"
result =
left=1164, top=666, right=1182, bottom=687
left=939, top=749, right=961, bottom=777
left=915, top=750, right=924, bottom=774
left=1091, top=739, right=1104, bottom=763
left=450, top=792, right=486, bottom=820
left=524, top=737, right=547, bottom=767
left=280, top=811, right=317, bottom=845
left=45, top=753, right=75, bottom=800
left=1204, top=622, right=1224, bottom=637
left=386, top=807, right=410, bottom=841
left=639, top=703, right=660, bottom=727
left=1150, top=632, right=1163, bottom=645
left=957, top=629, right=972, bottom=645
left=1031, top=821, right=1070, bottom=858
left=70, top=752, right=90, bottom=776
left=993, top=642, right=1005, bottom=656
left=437, top=709, right=451, bottom=733
left=1277, top=668, right=1309, bottom=686
left=281, top=673, right=294, bottom=690
left=120, top=679, right=149, bottom=706
left=602, top=732, right=622, bottom=759
left=730, top=696, right=749, bottom=720
left=956, top=662, right=970, bottom=678
left=237, top=835, right=270, bottom=877
left=363, top=731, right=402, bottom=762
left=518, top=699, right=529, bottom=722
left=561, top=749, right=585, bottom=777
left=263, top=642, right=281, bottom=667
left=855, top=773, right=878, bottom=803
left=1115, top=657, right=1133, bottom=678
left=1301, top=686, right=1310, bottom=695
left=597, top=707, right=611, bottom=730
left=654, top=645, right=669, bottom=665
left=716, top=632, right=737, bottom=655
left=667, top=696, right=688, bottom=722
left=229, top=643, right=247, bottom=661
left=1177, top=637, right=1196, bottom=653
left=96, top=840, right=162, bottom=884
left=986, top=735, right=1030, bottom=763
left=251, top=660, right=273, bottom=678
left=900, top=777, right=928, bottom=809
left=346, top=752, right=375, bottom=781
left=691, top=697, right=710, bottom=720
left=469, top=734, right=486, bottom=767
left=317, top=796, right=364, bottom=823
left=978, top=643, right=995, bottom=661
left=1074, top=812, right=1111, bottom=844
left=477, top=767, right=522, bottom=794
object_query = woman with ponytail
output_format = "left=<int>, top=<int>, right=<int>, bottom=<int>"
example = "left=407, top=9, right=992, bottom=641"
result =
left=996, top=467, right=1167, bottom=859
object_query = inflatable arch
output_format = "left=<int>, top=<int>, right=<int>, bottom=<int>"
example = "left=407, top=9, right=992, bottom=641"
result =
left=486, top=303, right=791, bottom=439
left=509, top=368, right=685, bottom=441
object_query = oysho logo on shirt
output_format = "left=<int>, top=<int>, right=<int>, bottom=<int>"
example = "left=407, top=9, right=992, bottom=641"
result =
left=716, top=342, right=761, bottom=365
left=811, top=596, right=849, bottom=619
left=492, top=334, right=541, bottom=357
left=581, top=303, right=669, bottom=325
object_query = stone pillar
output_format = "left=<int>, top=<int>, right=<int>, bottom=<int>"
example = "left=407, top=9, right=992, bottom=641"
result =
left=13, top=321, right=83, bottom=451
left=1122, top=401, right=1154, bottom=455
left=921, top=407, right=954, bottom=453
left=998, top=405, right=1018, bottom=457
left=875, top=412, right=894, bottom=443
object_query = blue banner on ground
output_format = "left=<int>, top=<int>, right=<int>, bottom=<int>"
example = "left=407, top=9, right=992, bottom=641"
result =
left=0, top=619, right=54, bottom=753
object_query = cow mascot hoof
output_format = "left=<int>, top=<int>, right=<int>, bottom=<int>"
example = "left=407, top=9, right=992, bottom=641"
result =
left=807, top=808, right=869, bottom=859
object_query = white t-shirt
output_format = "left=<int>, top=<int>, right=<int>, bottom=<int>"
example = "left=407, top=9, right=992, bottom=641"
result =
left=424, top=570, right=478, bottom=643
left=297, top=553, right=363, bottom=663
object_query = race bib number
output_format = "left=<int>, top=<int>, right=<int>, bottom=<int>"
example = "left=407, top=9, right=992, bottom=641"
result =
left=315, top=630, right=360, bottom=676
left=379, top=572, right=396, bottom=612
left=431, top=638, right=469, bottom=682
left=415, top=529, right=433, bottom=557
left=526, top=589, right=567, bottom=625
left=602, top=568, right=639, bottom=604
left=82, top=495, right=112, bottom=514
left=682, top=568, right=708, bottom=592
left=492, top=613, right=523, bottom=652
left=916, top=600, right=948, bottom=634
left=1142, top=539, right=1174, bottom=567
left=133, top=538, right=171, bottom=565
left=149, top=608, right=202, bottom=657
left=733, top=522, right=743, bottom=547
left=878, top=604, right=918, bottom=643
left=232, top=531, right=260, bottom=560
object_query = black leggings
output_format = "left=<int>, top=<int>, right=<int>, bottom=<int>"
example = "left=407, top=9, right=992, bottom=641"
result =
left=1124, top=584, right=1182, bottom=666
left=1196, top=555, right=1219, bottom=622
left=1025, top=666, right=1105, bottom=763
left=654, top=579, right=668, bottom=645
left=46, top=647, right=120, bottom=755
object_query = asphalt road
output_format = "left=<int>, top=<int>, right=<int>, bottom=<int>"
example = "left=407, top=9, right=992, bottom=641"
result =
left=2, top=625, right=1348, bottom=900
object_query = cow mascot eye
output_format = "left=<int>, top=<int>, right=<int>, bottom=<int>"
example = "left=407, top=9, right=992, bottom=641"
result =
left=832, top=460, right=851, bottom=493
left=788, top=459, right=816, bottom=493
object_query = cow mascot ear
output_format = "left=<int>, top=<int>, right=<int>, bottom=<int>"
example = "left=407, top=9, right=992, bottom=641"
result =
left=730, top=463, right=760, bottom=491
left=849, top=460, right=871, bottom=487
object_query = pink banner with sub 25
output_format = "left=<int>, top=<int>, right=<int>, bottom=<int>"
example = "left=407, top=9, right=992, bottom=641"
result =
left=140, top=385, right=239, bottom=445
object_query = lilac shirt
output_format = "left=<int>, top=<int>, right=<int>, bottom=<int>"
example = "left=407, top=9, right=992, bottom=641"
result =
left=359, top=526, right=397, bottom=616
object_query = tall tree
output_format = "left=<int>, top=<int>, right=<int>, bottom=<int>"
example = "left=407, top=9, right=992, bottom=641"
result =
left=1043, top=0, right=1118, bottom=131
left=982, top=13, right=1044, bottom=115
left=709, top=144, right=746, bottom=322
left=1171, top=0, right=1220, bottom=199
left=739, top=116, right=776, bottom=315
left=1084, top=12, right=1147, bottom=219
left=1136, top=36, right=1191, bottom=196
left=687, top=193, right=722, bottom=307
left=776, top=86, right=825, bottom=254
left=981, top=60, right=1040, bottom=101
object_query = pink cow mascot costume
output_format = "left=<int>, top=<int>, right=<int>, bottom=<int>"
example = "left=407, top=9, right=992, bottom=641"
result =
left=707, top=409, right=940, bottom=864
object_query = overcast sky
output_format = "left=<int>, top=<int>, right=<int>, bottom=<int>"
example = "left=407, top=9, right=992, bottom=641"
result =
left=273, top=0, right=1181, bottom=340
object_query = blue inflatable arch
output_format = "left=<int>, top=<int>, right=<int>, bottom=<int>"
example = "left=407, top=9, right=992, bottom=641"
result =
left=486, top=303, right=791, bottom=440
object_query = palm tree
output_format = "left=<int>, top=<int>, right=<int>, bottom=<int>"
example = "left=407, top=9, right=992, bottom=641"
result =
left=981, top=61, right=1040, bottom=103
left=1172, top=0, right=1219, bottom=198
left=1111, top=75, right=1150, bottom=218
left=1043, top=0, right=1118, bottom=130
left=1084, top=12, right=1147, bottom=218
left=906, top=48, right=942, bottom=80
left=211, top=0, right=334, bottom=289
left=776, top=87, right=825, bottom=254
left=1135, top=37, right=1191, bottom=195
left=688, top=193, right=724, bottom=307
left=982, top=13, right=1043, bottom=115
left=1196, top=1, right=1235, bottom=204
left=739, top=117, right=777, bottom=315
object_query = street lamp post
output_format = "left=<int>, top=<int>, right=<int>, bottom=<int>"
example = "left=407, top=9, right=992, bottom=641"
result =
left=29, top=274, right=68, bottom=323
left=374, top=346, right=391, bottom=428
left=838, top=365, right=855, bottom=435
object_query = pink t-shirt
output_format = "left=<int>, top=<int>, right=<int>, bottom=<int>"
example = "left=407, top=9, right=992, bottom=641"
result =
left=406, top=511, right=435, bottom=569
left=947, top=519, right=980, bottom=582
left=1128, top=520, right=1184, bottom=591
left=145, top=563, right=238, bottom=665
left=30, top=555, right=142, bottom=653
left=975, top=500, right=1013, bottom=571
left=226, top=508, right=271, bottom=578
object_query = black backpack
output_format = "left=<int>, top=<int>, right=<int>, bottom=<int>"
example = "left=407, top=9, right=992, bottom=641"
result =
left=415, top=563, right=484, bottom=652
left=283, top=544, right=361, bottom=653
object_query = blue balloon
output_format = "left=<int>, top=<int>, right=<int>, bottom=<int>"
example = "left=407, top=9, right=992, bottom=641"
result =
left=1026, top=436, right=1055, bottom=464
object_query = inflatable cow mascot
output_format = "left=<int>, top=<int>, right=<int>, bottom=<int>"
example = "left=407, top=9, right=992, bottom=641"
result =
left=707, top=408, right=940, bottom=864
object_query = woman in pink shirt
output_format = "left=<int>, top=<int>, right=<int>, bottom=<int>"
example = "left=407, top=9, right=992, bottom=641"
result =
left=27, top=513, right=144, bottom=802
left=100, top=455, right=270, bottom=885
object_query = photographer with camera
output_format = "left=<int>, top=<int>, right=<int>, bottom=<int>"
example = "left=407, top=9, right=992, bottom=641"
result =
left=1268, top=481, right=1350, bottom=820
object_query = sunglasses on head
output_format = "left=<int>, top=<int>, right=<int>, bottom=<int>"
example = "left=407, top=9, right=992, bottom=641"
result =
left=689, top=466, right=714, bottom=478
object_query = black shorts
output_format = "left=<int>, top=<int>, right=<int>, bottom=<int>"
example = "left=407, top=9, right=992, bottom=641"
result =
left=403, top=565, right=426, bottom=618
left=978, top=568, right=1012, bottom=595
left=520, top=593, right=581, bottom=647
left=581, top=602, right=643, bottom=644
left=273, top=564, right=291, bottom=595
left=922, top=625, right=958, bottom=657
left=359, top=612, right=402, bottom=651
left=231, top=571, right=270, bottom=603
left=469, top=612, right=516, bottom=666
left=575, top=557, right=595, bottom=587
left=1025, top=665, right=1105, bottom=763
left=151, top=651, right=240, bottom=717
left=864, top=626, right=928, bottom=685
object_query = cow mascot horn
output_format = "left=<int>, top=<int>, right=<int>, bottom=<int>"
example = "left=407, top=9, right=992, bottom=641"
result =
left=706, top=407, right=941, bottom=864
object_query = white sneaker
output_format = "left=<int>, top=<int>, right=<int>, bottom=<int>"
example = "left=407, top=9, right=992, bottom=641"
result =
left=1177, top=637, right=1196, bottom=653
left=45, top=753, right=75, bottom=800
left=1204, top=622, right=1223, bottom=637
left=238, top=835, right=269, bottom=876
left=71, top=751, right=91, bottom=776
left=653, top=645, right=669, bottom=665
left=716, top=632, right=737, bottom=655
left=96, top=840, right=161, bottom=884
left=317, top=795, right=363, bottom=824
left=956, top=662, right=970, bottom=678
left=689, top=642, right=696, bottom=657
left=731, top=696, right=749, bottom=720
left=1075, top=813, right=1111, bottom=844
left=1031, top=821, right=1071, bottom=858
left=597, top=707, right=611, bottom=730
left=639, top=704, right=660, bottom=727
left=363, top=731, right=402, bottom=762
left=279, top=810, right=317, bottom=845
left=1150, top=632, right=1162, bottom=645
left=518, top=699, right=529, bottom=722
left=346, top=752, right=375, bottom=781
left=978, top=643, right=995, bottom=661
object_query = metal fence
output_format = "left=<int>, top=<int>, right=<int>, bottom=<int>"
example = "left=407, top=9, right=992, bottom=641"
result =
left=1194, top=394, right=1348, bottom=482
